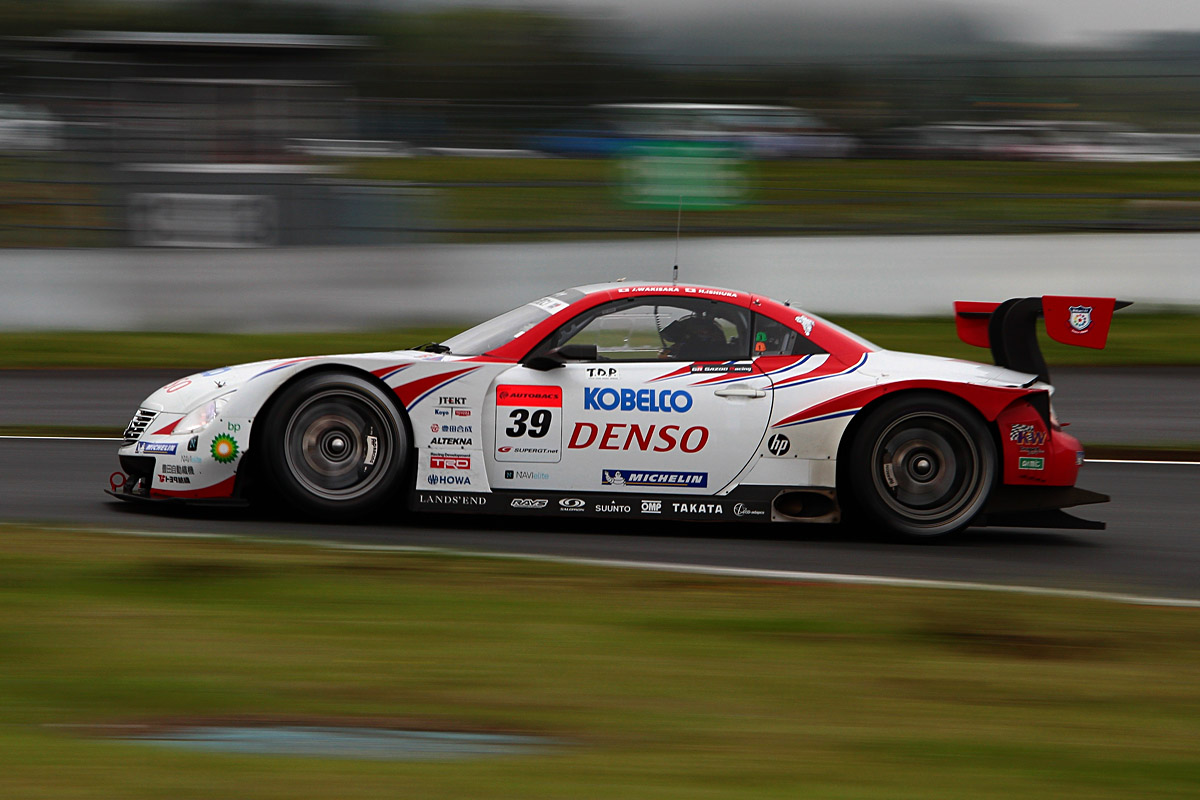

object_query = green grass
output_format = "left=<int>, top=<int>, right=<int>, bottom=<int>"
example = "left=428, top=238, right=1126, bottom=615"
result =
left=338, top=157, right=1200, bottom=239
left=1, top=314, right=1197, bottom=369
left=0, top=526, right=1197, bottom=799
left=11, top=156, right=1200, bottom=246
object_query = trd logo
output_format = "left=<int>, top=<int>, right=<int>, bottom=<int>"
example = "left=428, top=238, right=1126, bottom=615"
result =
left=430, top=455, right=471, bottom=470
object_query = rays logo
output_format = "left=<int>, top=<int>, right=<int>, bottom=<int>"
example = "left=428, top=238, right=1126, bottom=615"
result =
left=1068, top=305, right=1093, bottom=333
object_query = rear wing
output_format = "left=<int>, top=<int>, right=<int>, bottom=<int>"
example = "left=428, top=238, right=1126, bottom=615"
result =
left=954, top=296, right=1131, bottom=383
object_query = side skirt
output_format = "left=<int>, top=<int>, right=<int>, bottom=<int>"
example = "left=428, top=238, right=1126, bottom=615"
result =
left=409, top=486, right=783, bottom=522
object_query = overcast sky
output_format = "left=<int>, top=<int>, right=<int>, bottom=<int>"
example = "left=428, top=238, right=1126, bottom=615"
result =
left=389, top=0, right=1200, bottom=46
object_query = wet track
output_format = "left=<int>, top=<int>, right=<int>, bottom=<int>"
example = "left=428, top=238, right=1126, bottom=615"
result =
left=1, top=437, right=1196, bottom=602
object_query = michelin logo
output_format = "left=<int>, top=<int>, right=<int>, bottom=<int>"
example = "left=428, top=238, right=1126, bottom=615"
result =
left=602, top=469, right=708, bottom=488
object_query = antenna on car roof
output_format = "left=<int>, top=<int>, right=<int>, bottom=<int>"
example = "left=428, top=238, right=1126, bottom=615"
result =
left=672, top=195, right=682, bottom=285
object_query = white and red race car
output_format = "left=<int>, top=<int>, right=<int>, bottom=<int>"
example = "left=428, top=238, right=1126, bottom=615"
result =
left=108, top=282, right=1126, bottom=537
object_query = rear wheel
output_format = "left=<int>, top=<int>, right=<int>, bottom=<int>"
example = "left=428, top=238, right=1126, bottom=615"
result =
left=261, top=372, right=408, bottom=519
left=846, top=394, right=995, bottom=538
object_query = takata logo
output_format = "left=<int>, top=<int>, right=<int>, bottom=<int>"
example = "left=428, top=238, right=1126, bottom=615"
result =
left=430, top=454, right=470, bottom=470
left=583, top=387, right=692, bottom=413
left=1009, top=424, right=1048, bottom=446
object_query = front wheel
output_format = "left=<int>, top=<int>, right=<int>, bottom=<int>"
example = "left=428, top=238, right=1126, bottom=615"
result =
left=846, top=394, right=996, bottom=538
left=261, top=372, right=409, bottom=520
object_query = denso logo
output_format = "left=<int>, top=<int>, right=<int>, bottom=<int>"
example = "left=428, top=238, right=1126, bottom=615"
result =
left=583, top=387, right=693, bottom=413
left=569, top=423, right=708, bottom=452
left=430, top=455, right=471, bottom=470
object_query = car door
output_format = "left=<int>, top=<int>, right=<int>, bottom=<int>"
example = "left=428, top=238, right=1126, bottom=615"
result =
left=484, top=295, right=774, bottom=495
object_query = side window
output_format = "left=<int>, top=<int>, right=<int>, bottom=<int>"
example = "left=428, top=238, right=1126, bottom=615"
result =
left=752, top=313, right=826, bottom=356
left=543, top=299, right=751, bottom=361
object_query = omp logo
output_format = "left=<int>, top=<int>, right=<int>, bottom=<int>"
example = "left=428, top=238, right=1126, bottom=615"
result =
left=511, top=498, right=549, bottom=509
left=583, top=388, right=693, bottom=413
left=430, top=455, right=471, bottom=470
left=641, top=500, right=662, bottom=514
left=569, top=424, right=709, bottom=453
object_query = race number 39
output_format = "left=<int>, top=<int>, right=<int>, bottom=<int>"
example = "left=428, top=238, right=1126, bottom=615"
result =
left=495, top=385, right=562, bottom=463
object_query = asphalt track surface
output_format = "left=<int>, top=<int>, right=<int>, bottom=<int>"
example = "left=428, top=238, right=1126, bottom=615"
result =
left=1, top=437, right=1196, bottom=602
left=2, top=366, right=1196, bottom=601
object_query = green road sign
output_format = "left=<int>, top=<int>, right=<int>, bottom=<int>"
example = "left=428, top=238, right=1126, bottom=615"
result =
left=616, top=142, right=749, bottom=210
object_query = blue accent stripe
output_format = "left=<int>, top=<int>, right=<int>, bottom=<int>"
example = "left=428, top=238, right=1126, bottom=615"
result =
left=379, top=365, right=411, bottom=381
left=774, top=408, right=861, bottom=428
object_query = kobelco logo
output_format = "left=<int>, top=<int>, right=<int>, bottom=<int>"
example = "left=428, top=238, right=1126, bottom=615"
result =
left=583, top=387, right=693, bottom=413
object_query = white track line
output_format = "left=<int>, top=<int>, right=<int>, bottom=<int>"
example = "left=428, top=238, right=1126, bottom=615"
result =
left=28, top=524, right=1200, bottom=609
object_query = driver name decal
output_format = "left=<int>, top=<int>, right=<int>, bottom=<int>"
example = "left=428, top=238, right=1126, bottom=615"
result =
left=495, top=384, right=563, bottom=463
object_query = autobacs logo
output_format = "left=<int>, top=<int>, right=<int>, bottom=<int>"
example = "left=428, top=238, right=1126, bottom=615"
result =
left=583, top=387, right=692, bottom=413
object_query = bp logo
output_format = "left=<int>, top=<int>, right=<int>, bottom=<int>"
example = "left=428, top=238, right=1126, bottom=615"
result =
left=1068, top=305, right=1093, bottom=333
left=211, top=434, right=239, bottom=464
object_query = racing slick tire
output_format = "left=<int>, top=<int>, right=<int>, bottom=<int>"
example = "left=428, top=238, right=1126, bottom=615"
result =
left=846, top=393, right=996, bottom=538
left=261, top=371, right=409, bottom=520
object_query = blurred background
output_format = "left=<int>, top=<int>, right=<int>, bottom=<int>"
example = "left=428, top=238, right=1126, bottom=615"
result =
left=2, top=0, right=1200, bottom=327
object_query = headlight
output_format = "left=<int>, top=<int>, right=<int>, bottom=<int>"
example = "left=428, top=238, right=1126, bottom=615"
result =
left=175, top=393, right=235, bottom=435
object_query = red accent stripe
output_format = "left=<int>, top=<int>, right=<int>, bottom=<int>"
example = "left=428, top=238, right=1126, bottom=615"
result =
left=150, top=419, right=179, bottom=436
left=774, top=386, right=883, bottom=427
left=391, top=367, right=478, bottom=408
left=370, top=363, right=410, bottom=378
left=650, top=364, right=695, bottom=382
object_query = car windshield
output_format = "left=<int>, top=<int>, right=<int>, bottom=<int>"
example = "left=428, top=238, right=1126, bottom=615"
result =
left=440, top=289, right=585, bottom=355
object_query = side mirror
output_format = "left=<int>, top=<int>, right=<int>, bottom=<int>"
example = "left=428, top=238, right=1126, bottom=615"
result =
left=522, top=343, right=599, bottom=371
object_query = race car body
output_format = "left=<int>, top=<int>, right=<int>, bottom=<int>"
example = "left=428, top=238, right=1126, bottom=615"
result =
left=109, top=282, right=1124, bottom=536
